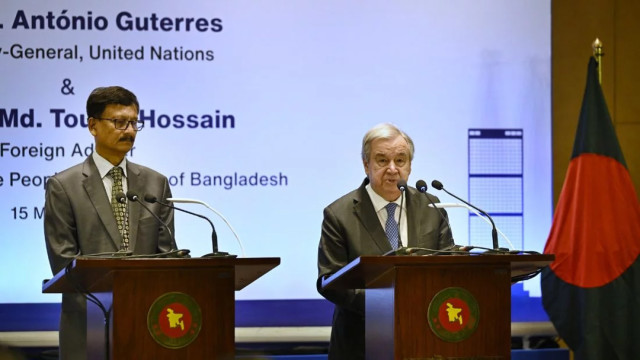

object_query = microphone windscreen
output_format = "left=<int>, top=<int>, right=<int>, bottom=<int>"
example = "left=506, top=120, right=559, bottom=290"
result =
left=115, top=192, right=127, bottom=204
left=415, top=180, right=428, bottom=193
left=126, top=191, right=138, bottom=201
left=397, top=179, right=408, bottom=191
left=431, top=180, right=444, bottom=190
left=143, top=194, right=158, bottom=203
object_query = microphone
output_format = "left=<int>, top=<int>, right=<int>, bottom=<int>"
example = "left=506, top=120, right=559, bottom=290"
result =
left=397, top=179, right=408, bottom=192
left=415, top=179, right=428, bottom=193
left=125, top=191, right=138, bottom=202
left=394, top=180, right=407, bottom=249
left=431, top=180, right=500, bottom=250
left=115, top=192, right=127, bottom=204
left=144, top=194, right=235, bottom=258
left=122, top=191, right=181, bottom=254
left=415, top=180, right=454, bottom=239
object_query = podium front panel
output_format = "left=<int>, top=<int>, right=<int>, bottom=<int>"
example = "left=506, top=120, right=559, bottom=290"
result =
left=113, top=268, right=235, bottom=359
left=44, top=257, right=281, bottom=360
left=366, top=262, right=511, bottom=359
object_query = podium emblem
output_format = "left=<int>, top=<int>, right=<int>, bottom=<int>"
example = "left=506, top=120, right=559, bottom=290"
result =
left=147, top=292, right=202, bottom=349
left=427, top=287, right=479, bottom=342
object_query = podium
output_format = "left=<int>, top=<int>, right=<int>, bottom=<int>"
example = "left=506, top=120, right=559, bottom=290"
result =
left=321, top=254, right=553, bottom=359
left=43, top=257, right=279, bottom=360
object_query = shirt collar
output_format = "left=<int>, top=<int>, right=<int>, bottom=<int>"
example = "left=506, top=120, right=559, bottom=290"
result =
left=365, top=183, right=403, bottom=213
left=92, top=152, right=128, bottom=179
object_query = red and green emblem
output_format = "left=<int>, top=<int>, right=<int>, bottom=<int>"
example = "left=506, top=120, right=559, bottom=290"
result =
left=147, top=292, right=202, bottom=349
left=427, top=287, right=479, bottom=342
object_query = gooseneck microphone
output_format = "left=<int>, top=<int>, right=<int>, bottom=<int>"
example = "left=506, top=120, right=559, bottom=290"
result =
left=115, top=192, right=127, bottom=205
left=397, top=179, right=408, bottom=192
left=415, top=180, right=428, bottom=193
left=122, top=191, right=178, bottom=251
left=144, top=194, right=234, bottom=258
left=396, top=180, right=407, bottom=249
left=430, top=180, right=499, bottom=250
left=415, top=180, right=453, bottom=235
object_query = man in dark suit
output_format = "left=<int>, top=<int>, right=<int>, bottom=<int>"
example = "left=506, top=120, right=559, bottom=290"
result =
left=317, top=123, right=454, bottom=359
left=44, top=86, right=176, bottom=360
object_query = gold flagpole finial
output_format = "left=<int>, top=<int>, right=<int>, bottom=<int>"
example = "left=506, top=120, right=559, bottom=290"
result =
left=592, top=38, right=604, bottom=84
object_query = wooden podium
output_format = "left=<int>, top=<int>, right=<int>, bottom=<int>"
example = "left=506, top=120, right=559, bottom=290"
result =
left=42, top=257, right=279, bottom=360
left=321, top=254, right=553, bottom=359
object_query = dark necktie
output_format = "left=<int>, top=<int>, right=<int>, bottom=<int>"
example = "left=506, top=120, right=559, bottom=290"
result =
left=108, top=167, right=129, bottom=251
left=385, top=202, right=400, bottom=249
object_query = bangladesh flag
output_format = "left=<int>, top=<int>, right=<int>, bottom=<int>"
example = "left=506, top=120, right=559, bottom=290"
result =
left=541, top=57, right=640, bottom=359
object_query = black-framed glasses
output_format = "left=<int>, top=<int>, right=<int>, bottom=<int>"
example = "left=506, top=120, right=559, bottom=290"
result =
left=94, top=118, right=144, bottom=131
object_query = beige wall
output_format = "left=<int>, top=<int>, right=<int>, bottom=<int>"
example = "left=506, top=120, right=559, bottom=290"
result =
left=553, top=0, right=640, bottom=204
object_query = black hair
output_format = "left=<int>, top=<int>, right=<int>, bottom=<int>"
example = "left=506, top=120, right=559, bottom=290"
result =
left=86, top=86, right=139, bottom=118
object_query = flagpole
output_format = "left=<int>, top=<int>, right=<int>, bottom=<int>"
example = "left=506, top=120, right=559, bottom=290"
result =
left=592, top=38, right=603, bottom=84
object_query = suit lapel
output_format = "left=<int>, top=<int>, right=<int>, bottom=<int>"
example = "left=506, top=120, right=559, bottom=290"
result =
left=125, top=162, right=142, bottom=252
left=83, top=157, right=121, bottom=250
left=352, top=180, right=393, bottom=253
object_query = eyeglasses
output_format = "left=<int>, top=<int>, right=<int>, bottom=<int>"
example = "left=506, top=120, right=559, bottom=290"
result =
left=94, top=118, right=144, bottom=131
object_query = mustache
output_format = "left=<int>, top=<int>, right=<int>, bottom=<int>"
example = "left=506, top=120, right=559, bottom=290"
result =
left=118, top=136, right=135, bottom=142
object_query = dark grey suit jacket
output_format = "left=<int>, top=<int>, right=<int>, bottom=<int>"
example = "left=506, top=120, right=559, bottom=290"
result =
left=44, top=156, right=175, bottom=360
left=317, top=178, right=454, bottom=360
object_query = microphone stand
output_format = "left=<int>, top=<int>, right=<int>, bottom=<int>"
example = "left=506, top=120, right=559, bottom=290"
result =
left=428, top=202, right=515, bottom=250
left=123, top=192, right=177, bottom=251
left=432, top=182, right=500, bottom=250
left=167, top=197, right=246, bottom=257
left=396, top=180, right=407, bottom=249
left=415, top=180, right=454, bottom=240
left=146, top=196, right=235, bottom=257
